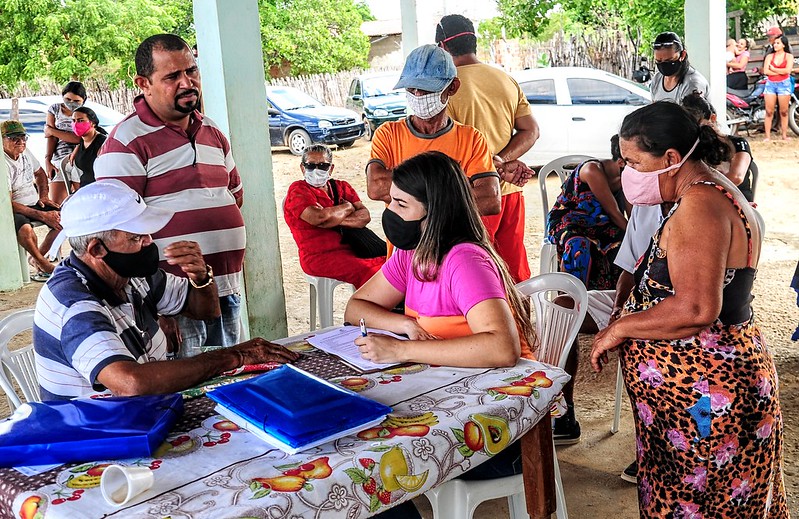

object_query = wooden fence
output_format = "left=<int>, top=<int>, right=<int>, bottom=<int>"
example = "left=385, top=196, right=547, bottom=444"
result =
left=1, top=28, right=650, bottom=113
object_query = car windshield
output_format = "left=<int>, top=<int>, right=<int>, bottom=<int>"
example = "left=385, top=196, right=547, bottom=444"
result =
left=268, top=88, right=322, bottom=110
left=362, top=76, right=403, bottom=97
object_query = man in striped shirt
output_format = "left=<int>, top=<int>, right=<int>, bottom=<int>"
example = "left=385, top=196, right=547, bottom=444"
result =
left=95, top=34, right=245, bottom=357
left=33, top=181, right=298, bottom=401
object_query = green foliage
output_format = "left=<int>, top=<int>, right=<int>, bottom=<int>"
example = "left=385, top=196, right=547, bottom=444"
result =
left=0, top=0, right=177, bottom=88
left=496, top=0, right=799, bottom=51
left=354, top=1, right=375, bottom=22
left=259, top=0, right=370, bottom=77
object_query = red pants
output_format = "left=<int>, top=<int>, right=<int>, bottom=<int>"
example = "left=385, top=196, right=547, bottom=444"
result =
left=481, top=191, right=531, bottom=284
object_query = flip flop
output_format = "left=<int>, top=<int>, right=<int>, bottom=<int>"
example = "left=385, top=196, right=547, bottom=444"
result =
left=31, top=272, right=51, bottom=282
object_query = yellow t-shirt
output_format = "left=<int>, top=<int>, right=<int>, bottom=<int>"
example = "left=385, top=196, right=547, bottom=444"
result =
left=447, top=63, right=532, bottom=195
left=369, top=117, right=494, bottom=179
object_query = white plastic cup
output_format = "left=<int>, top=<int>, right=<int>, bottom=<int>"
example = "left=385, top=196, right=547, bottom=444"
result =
left=100, top=465, right=154, bottom=506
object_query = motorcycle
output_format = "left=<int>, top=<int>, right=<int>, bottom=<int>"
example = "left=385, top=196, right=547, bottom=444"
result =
left=726, top=69, right=799, bottom=136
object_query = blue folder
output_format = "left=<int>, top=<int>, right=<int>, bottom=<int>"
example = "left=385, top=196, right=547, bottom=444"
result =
left=0, top=394, right=183, bottom=467
left=208, top=365, right=390, bottom=452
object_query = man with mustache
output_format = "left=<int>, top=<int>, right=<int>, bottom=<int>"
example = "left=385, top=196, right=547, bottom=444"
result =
left=95, top=34, right=246, bottom=358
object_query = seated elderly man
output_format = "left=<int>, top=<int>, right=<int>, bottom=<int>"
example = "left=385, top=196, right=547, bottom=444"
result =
left=33, top=180, right=298, bottom=401
left=3, top=120, right=60, bottom=279
left=284, top=144, right=385, bottom=288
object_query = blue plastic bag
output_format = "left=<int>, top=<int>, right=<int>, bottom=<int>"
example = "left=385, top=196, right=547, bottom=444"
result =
left=0, top=394, right=183, bottom=467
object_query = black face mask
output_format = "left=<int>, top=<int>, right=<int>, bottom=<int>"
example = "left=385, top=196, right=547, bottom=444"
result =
left=99, top=241, right=160, bottom=278
left=382, top=208, right=425, bottom=250
left=656, top=59, right=682, bottom=77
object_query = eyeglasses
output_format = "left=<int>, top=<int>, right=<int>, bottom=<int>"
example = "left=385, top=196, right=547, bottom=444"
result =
left=653, top=41, right=681, bottom=50
left=303, top=162, right=332, bottom=171
left=3, top=135, right=27, bottom=143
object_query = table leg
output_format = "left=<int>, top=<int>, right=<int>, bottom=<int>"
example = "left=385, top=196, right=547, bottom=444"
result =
left=521, top=411, right=555, bottom=519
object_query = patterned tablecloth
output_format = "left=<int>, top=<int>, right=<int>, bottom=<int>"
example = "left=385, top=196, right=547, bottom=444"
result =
left=1, top=336, right=568, bottom=519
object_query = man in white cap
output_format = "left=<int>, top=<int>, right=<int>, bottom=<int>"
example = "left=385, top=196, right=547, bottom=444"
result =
left=366, top=44, right=501, bottom=221
left=32, top=180, right=298, bottom=401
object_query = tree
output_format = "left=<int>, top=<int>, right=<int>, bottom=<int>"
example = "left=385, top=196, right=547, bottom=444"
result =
left=496, top=0, right=799, bottom=47
left=259, top=0, right=370, bottom=77
left=0, top=0, right=177, bottom=88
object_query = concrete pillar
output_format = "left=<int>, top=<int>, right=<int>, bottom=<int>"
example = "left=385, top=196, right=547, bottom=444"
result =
left=684, top=0, right=728, bottom=128
left=0, top=156, right=24, bottom=291
left=400, top=0, right=420, bottom=58
left=194, top=0, right=288, bottom=340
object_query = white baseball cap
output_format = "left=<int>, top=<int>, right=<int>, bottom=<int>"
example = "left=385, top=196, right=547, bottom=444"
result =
left=61, top=180, right=174, bottom=238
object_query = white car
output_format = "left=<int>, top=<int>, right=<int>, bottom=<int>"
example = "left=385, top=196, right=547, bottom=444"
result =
left=513, top=67, right=651, bottom=166
left=0, top=96, right=125, bottom=164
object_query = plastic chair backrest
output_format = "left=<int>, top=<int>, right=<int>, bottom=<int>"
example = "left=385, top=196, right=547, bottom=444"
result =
left=0, top=309, right=40, bottom=410
left=515, top=273, right=587, bottom=370
left=538, top=155, right=594, bottom=222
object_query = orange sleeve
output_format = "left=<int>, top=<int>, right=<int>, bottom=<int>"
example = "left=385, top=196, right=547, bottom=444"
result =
left=460, top=129, right=495, bottom=178
left=369, top=122, right=397, bottom=170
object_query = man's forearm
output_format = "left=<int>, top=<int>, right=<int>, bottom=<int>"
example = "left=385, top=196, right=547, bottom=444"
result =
left=366, top=163, right=392, bottom=203
left=11, top=201, right=45, bottom=220
left=497, top=129, right=538, bottom=163
left=182, top=281, right=222, bottom=320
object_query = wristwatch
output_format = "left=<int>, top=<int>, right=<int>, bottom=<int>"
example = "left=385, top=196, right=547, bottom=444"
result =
left=190, top=265, right=214, bottom=289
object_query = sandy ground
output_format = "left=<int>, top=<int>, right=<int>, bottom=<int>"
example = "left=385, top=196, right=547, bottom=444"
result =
left=1, top=134, right=797, bottom=517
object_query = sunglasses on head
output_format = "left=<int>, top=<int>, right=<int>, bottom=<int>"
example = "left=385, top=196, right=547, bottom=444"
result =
left=653, top=41, right=681, bottom=50
left=303, top=162, right=332, bottom=171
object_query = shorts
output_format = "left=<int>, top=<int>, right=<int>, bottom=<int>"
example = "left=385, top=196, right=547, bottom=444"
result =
left=586, top=290, right=615, bottom=330
left=764, top=78, right=793, bottom=96
left=14, top=205, right=59, bottom=232
left=51, top=157, right=80, bottom=184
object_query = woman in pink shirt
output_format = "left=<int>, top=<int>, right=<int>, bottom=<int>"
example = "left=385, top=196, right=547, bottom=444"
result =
left=345, top=151, right=536, bottom=367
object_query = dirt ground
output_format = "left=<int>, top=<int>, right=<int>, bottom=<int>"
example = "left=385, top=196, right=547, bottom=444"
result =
left=1, top=134, right=796, bottom=518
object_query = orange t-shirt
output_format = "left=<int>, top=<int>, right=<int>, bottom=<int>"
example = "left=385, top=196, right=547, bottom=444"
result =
left=368, top=117, right=494, bottom=178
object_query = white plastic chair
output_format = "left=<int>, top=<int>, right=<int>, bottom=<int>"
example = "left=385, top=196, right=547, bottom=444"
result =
left=425, top=273, right=587, bottom=519
left=537, top=155, right=594, bottom=275
left=305, top=274, right=354, bottom=331
left=0, top=309, right=40, bottom=410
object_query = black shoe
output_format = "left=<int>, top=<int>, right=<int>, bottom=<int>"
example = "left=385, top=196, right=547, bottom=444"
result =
left=553, top=404, right=581, bottom=446
left=620, top=460, right=637, bottom=484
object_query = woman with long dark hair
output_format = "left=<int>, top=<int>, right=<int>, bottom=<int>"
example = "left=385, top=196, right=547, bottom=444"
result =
left=346, top=151, right=537, bottom=519
left=591, top=101, right=787, bottom=517
left=346, top=151, right=535, bottom=366
left=70, top=106, right=108, bottom=188
left=649, top=32, right=709, bottom=102
left=763, top=35, right=794, bottom=141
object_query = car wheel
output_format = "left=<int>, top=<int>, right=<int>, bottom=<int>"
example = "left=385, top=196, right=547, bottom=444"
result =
left=362, top=117, right=373, bottom=141
left=288, top=129, right=311, bottom=156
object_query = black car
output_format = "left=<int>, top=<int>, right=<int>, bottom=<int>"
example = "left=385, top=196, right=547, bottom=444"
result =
left=346, top=73, right=407, bottom=141
left=267, top=86, right=364, bottom=155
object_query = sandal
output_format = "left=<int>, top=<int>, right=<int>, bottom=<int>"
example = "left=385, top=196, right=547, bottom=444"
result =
left=31, top=272, right=51, bottom=282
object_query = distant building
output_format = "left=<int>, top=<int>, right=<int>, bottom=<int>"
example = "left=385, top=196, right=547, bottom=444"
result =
left=361, top=19, right=403, bottom=69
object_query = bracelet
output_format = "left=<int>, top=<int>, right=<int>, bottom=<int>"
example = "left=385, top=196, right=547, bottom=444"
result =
left=190, top=265, right=214, bottom=289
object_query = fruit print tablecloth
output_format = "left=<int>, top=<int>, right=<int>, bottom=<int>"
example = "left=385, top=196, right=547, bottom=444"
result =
left=3, top=357, right=568, bottom=519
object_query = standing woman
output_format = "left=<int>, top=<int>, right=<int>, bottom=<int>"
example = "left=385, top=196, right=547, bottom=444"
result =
left=591, top=102, right=787, bottom=518
left=70, top=107, right=107, bottom=188
left=44, top=81, right=86, bottom=202
left=763, top=35, right=794, bottom=141
left=726, top=38, right=751, bottom=90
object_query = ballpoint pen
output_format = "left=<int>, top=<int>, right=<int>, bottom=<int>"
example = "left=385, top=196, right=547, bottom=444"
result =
left=359, top=318, right=368, bottom=337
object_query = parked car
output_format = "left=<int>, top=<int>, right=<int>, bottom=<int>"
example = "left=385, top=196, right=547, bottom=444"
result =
left=346, top=72, right=407, bottom=140
left=512, top=67, right=651, bottom=166
left=0, top=96, right=125, bottom=164
left=266, top=86, right=364, bottom=155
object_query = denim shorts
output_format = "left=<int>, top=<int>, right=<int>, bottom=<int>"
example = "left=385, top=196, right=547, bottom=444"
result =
left=764, top=77, right=793, bottom=96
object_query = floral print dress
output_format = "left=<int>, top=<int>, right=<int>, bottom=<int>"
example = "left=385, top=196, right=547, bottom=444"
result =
left=546, top=160, right=625, bottom=290
left=620, top=182, right=788, bottom=518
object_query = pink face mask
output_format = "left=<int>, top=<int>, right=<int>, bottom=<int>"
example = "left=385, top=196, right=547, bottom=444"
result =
left=621, top=138, right=699, bottom=205
left=71, top=120, right=93, bottom=137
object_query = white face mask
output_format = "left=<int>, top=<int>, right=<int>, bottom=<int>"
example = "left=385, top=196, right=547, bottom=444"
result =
left=304, top=168, right=330, bottom=188
left=406, top=87, right=449, bottom=119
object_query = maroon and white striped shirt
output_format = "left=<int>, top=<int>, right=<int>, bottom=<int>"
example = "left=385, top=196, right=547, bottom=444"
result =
left=95, top=95, right=245, bottom=297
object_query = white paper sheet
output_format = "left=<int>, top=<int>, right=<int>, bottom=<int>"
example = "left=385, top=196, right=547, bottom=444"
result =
left=305, top=325, right=407, bottom=372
